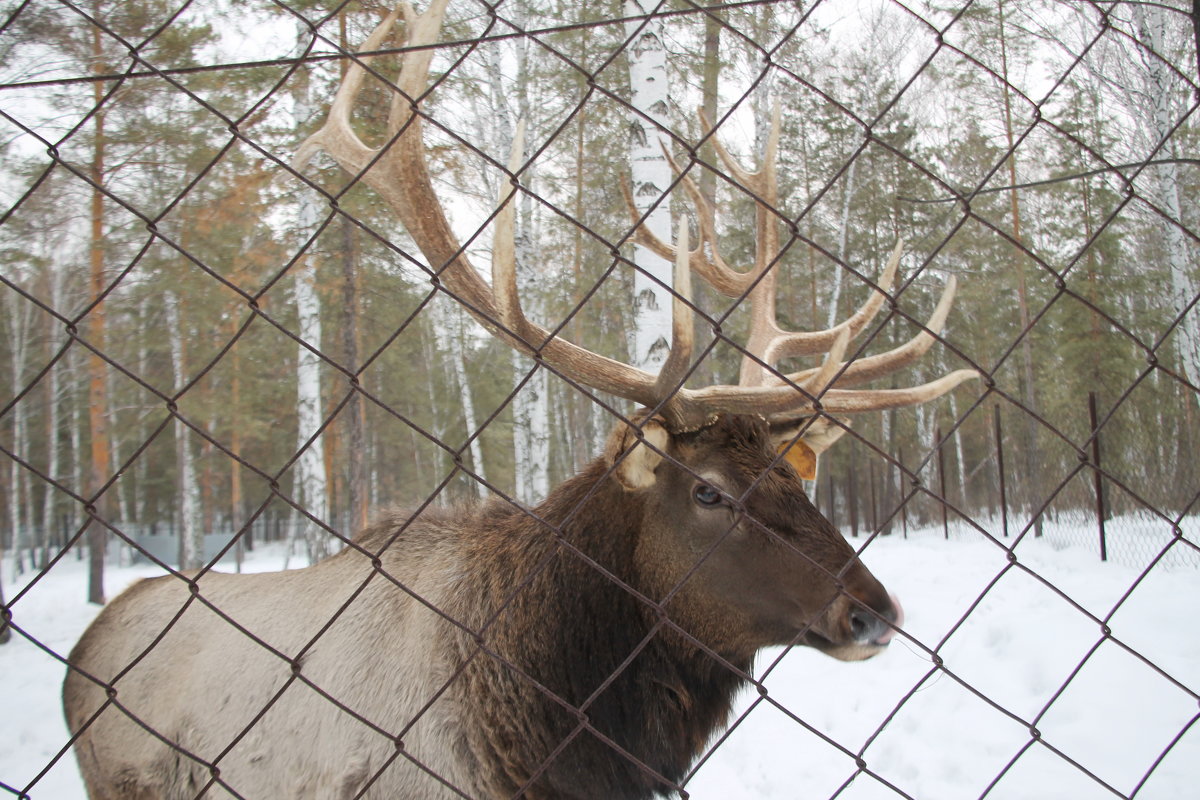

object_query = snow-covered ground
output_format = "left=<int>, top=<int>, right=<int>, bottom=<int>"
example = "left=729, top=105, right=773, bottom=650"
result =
left=2, top=517, right=1197, bottom=799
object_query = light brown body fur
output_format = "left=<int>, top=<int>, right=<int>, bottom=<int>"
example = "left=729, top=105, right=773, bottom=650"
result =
left=65, top=416, right=899, bottom=799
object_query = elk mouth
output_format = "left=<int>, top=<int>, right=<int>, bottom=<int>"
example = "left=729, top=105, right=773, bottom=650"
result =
left=799, top=593, right=904, bottom=662
left=802, top=633, right=888, bottom=662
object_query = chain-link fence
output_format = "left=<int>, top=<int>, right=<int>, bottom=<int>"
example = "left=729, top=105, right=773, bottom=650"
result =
left=2, top=0, right=1198, bottom=798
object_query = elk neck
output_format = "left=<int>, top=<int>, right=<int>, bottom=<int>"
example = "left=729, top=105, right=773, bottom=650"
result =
left=451, top=457, right=749, bottom=799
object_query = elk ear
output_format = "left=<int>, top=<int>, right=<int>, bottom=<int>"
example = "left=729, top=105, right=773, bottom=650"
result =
left=604, top=416, right=671, bottom=490
left=771, top=416, right=849, bottom=480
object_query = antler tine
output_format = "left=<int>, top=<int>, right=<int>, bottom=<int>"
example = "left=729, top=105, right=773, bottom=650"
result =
left=682, top=366, right=980, bottom=421
left=785, top=272, right=960, bottom=393
left=667, top=146, right=762, bottom=298
left=698, top=99, right=780, bottom=197
left=762, top=240, right=903, bottom=369
left=621, top=145, right=755, bottom=298
left=653, top=219, right=695, bottom=399
left=292, top=4, right=404, bottom=176
left=800, top=326, right=851, bottom=398
left=814, top=369, right=982, bottom=413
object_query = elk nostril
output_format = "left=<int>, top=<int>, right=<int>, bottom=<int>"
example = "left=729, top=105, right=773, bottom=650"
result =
left=849, top=609, right=878, bottom=644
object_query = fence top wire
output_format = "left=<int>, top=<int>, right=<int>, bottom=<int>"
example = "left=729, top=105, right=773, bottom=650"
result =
left=1, top=0, right=1199, bottom=799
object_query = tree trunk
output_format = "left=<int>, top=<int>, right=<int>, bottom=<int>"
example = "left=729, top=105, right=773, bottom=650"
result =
left=105, top=370, right=132, bottom=564
left=293, top=22, right=330, bottom=562
left=336, top=8, right=368, bottom=534
left=294, top=252, right=329, bottom=561
left=6, top=290, right=32, bottom=571
left=1134, top=4, right=1199, bottom=403
left=165, top=290, right=202, bottom=570
left=486, top=24, right=550, bottom=504
left=568, top=28, right=598, bottom=474
left=230, top=333, right=245, bottom=553
left=41, top=267, right=64, bottom=568
left=86, top=22, right=109, bottom=604
left=826, top=159, right=860, bottom=328
left=430, top=299, right=488, bottom=498
left=420, top=318, right=449, bottom=503
left=69, top=346, right=84, bottom=551
left=948, top=391, right=968, bottom=508
left=339, top=215, right=367, bottom=532
left=997, top=0, right=1042, bottom=535
left=133, top=296, right=149, bottom=525
left=699, top=10, right=721, bottom=209
left=0, top=576, right=9, bottom=645
left=624, top=0, right=673, bottom=373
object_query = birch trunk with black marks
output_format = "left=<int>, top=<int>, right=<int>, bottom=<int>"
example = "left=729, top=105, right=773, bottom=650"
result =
left=624, top=0, right=673, bottom=373
left=293, top=22, right=330, bottom=562
left=164, top=290, right=202, bottom=570
left=1134, top=3, right=1199, bottom=404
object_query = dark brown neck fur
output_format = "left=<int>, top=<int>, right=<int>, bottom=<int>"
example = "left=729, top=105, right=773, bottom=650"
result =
left=453, top=460, right=749, bottom=800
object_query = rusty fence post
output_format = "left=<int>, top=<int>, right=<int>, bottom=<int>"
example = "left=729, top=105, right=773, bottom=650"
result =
left=1088, top=391, right=1108, bottom=562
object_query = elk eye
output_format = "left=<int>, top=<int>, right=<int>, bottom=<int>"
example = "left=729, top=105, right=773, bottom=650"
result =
left=693, top=484, right=724, bottom=507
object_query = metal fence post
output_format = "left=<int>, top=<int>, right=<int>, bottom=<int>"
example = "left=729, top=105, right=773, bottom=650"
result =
left=1088, top=392, right=1108, bottom=562
left=868, top=460, right=879, bottom=534
left=937, top=426, right=949, bottom=540
left=848, top=441, right=859, bottom=539
left=994, top=404, right=1008, bottom=539
left=825, top=465, right=837, bottom=531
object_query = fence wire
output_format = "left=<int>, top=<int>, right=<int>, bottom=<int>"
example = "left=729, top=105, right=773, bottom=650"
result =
left=1, top=0, right=1199, bottom=798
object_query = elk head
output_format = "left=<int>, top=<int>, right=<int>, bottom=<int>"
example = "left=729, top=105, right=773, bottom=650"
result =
left=602, top=411, right=903, bottom=665
left=294, top=0, right=978, bottom=661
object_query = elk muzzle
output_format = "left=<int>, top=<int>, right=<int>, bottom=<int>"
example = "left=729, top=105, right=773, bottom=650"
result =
left=849, top=592, right=904, bottom=646
left=811, top=575, right=904, bottom=662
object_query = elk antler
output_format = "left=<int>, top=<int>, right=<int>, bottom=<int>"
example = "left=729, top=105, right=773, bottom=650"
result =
left=626, top=102, right=980, bottom=412
left=295, top=0, right=979, bottom=433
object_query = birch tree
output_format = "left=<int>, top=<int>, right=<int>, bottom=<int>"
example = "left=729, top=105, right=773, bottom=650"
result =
left=7, top=0, right=221, bottom=596
left=292, top=23, right=330, bottom=562
left=40, top=263, right=68, bottom=569
left=430, top=297, right=489, bottom=499
left=1130, top=3, right=1199, bottom=404
left=484, top=9, right=550, bottom=504
left=163, top=289, right=202, bottom=569
left=293, top=247, right=330, bottom=561
left=4, top=285, right=35, bottom=568
left=624, top=0, right=673, bottom=373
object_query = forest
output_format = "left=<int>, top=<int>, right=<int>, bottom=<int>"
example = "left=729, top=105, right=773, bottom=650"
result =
left=1, top=0, right=1197, bottom=607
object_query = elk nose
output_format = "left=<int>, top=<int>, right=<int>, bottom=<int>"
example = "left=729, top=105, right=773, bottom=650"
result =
left=849, top=594, right=904, bottom=646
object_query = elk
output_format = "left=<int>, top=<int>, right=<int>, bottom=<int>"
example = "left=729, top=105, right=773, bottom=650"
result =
left=63, top=2, right=980, bottom=798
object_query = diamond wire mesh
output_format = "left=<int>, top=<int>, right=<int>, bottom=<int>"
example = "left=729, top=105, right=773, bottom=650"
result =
left=1, top=0, right=1198, bottom=798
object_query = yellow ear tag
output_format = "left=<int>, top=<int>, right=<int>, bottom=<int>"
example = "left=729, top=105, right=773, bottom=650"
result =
left=777, top=440, right=818, bottom=480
